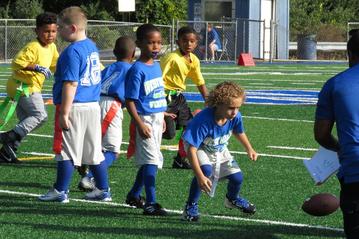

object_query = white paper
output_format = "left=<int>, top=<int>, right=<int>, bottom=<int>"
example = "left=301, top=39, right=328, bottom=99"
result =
left=303, top=146, right=340, bottom=185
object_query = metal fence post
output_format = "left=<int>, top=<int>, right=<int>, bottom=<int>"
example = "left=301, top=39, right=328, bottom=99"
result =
left=5, top=19, right=8, bottom=63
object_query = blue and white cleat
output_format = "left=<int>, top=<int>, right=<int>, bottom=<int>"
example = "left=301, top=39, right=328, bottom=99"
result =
left=85, top=187, right=112, bottom=202
left=39, top=188, right=69, bottom=203
left=182, top=202, right=200, bottom=221
left=224, top=195, right=256, bottom=214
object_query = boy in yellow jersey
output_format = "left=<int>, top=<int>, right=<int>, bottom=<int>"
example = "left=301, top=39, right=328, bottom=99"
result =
left=0, top=12, right=58, bottom=163
left=160, top=26, right=208, bottom=169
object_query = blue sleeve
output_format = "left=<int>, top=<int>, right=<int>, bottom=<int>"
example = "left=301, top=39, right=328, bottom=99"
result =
left=125, top=66, right=141, bottom=100
left=316, top=79, right=335, bottom=120
left=182, top=119, right=209, bottom=148
left=61, top=48, right=80, bottom=82
left=233, top=112, right=244, bottom=134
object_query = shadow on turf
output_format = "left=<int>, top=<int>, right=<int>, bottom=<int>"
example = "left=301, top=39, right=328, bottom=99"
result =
left=0, top=181, right=50, bottom=190
left=0, top=220, right=344, bottom=239
left=0, top=195, right=344, bottom=239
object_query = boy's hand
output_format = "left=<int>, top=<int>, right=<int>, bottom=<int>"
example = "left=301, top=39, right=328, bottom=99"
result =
left=59, top=114, right=70, bottom=131
left=138, top=123, right=152, bottom=139
left=247, top=149, right=258, bottom=161
left=198, top=176, right=212, bottom=193
left=164, top=112, right=176, bottom=119
left=34, top=64, right=52, bottom=79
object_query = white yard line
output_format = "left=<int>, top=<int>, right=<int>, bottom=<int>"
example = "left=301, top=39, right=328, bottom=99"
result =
left=267, top=146, right=317, bottom=151
left=0, top=189, right=343, bottom=233
left=242, top=115, right=314, bottom=123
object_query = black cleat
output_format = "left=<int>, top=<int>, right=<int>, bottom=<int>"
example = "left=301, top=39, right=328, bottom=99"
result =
left=125, top=194, right=145, bottom=209
left=0, top=143, right=21, bottom=164
left=172, top=155, right=191, bottom=169
left=143, top=203, right=168, bottom=216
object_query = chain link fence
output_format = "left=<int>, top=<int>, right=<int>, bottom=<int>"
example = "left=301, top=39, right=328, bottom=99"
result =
left=0, top=18, right=276, bottom=63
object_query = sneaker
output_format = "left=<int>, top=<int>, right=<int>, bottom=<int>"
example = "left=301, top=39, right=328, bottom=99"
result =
left=172, top=155, right=191, bottom=169
left=143, top=203, right=168, bottom=216
left=39, top=188, right=69, bottom=203
left=224, top=195, right=256, bottom=214
left=78, top=176, right=95, bottom=192
left=125, top=193, right=145, bottom=208
left=182, top=202, right=200, bottom=221
left=85, top=187, right=112, bottom=201
left=0, top=143, right=20, bottom=164
left=0, top=130, right=20, bottom=144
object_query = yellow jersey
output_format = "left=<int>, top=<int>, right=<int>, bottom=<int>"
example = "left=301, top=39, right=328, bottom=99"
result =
left=6, top=39, right=58, bottom=98
left=160, top=49, right=205, bottom=91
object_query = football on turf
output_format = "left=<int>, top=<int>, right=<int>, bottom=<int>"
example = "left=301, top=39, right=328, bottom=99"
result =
left=302, top=193, right=339, bottom=216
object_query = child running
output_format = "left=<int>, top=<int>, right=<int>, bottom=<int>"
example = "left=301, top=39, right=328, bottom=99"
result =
left=125, top=23, right=168, bottom=215
left=181, top=81, right=258, bottom=221
left=78, top=36, right=136, bottom=191
left=39, top=6, right=110, bottom=203
left=160, top=26, right=208, bottom=169
left=0, top=12, right=58, bottom=163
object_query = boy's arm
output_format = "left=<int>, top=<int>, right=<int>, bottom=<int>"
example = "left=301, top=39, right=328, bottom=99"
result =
left=234, top=132, right=258, bottom=161
left=59, top=81, right=78, bottom=130
left=187, top=145, right=212, bottom=193
left=125, top=99, right=152, bottom=139
left=197, top=84, right=208, bottom=102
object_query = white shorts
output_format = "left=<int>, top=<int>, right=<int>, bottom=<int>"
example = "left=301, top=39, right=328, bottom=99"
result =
left=134, top=112, right=164, bottom=168
left=196, top=147, right=241, bottom=179
left=54, top=102, right=104, bottom=166
left=100, top=96, right=123, bottom=153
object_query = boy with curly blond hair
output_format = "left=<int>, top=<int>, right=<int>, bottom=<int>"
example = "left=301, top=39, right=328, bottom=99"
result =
left=181, top=81, right=258, bottom=221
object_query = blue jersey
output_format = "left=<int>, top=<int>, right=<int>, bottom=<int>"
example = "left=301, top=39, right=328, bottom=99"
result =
left=208, top=28, right=222, bottom=50
left=101, top=61, right=131, bottom=104
left=53, top=38, right=101, bottom=104
left=125, top=61, right=167, bottom=115
left=316, top=64, right=359, bottom=183
left=182, top=107, right=244, bottom=153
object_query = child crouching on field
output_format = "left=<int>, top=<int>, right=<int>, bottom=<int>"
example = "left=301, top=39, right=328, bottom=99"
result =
left=181, top=81, right=258, bottom=221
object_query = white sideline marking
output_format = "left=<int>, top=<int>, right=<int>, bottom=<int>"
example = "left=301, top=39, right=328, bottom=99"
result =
left=203, top=72, right=334, bottom=76
left=267, top=146, right=317, bottom=151
left=243, top=115, right=314, bottom=123
left=230, top=151, right=310, bottom=160
left=0, top=189, right=343, bottom=233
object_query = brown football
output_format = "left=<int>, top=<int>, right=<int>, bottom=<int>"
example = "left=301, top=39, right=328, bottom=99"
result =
left=302, top=193, right=339, bottom=216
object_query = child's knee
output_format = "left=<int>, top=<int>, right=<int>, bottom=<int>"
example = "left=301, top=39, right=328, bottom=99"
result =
left=228, top=172, right=243, bottom=185
left=200, top=165, right=212, bottom=177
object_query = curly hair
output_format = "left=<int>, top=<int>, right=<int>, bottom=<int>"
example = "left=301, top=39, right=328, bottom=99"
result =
left=206, top=81, right=245, bottom=107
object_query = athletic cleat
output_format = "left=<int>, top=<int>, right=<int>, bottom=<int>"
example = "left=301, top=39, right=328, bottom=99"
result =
left=0, top=144, right=21, bottom=164
left=143, top=203, right=168, bottom=216
left=224, top=195, right=256, bottom=214
left=172, top=155, right=191, bottom=169
left=0, top=130, right=20, bottom=144
left=125, top=193, right=145, bottom=208
left=78, top=176, right=96, bottom=192
left=39, top=188, right=69, bottom=203
left=85, top=187, right=112, bottom=201
left=182, top=202, right=200, bottom=221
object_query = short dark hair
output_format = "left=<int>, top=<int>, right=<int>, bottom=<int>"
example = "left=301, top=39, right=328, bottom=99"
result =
left=136, top=23, right=160, bottom=42
left=348, top=33, right=359, bottom=57
left=36, top=12, right=57, bottom=28
left=113, top=36, right=136, bottom=60
left=177, top=26, right=198, bottom=39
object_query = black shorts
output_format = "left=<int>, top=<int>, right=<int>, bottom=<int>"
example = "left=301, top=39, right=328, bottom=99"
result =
left=340, top=180, right=359, bottom=238
left=163, top=93, right=192, bottom=140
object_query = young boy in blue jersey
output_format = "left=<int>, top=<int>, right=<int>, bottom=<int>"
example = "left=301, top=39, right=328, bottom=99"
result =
left=39, top=6, right=110, bottom=203
left=0, top=12, right=58, bottom=163
left=78, top=36, right=136, bottom=191
left=181, top=81, right=258, bottom=221
left=125, top=24, right=168, bottom=215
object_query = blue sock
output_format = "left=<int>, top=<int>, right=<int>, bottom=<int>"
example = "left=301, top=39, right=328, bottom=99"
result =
left=89, top=160, right=109, bottom=190
left=54, top=160, right=74, bottom=192
left=129, top=166, right=145, bottom=198
left=143, top=164, right=158, bottom=205
left=187, top=165, right=212, bottom=204
left=226, top=172, right=243, bottom=200
left=87, top=151, right=117, bottom=178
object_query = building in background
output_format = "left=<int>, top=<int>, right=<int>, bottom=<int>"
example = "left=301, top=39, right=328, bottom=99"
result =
left=188, top=0, right=289, bottom=60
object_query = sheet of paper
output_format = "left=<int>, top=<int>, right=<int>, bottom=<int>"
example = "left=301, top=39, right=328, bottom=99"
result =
left=303, top=146, right=340, bottom=185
